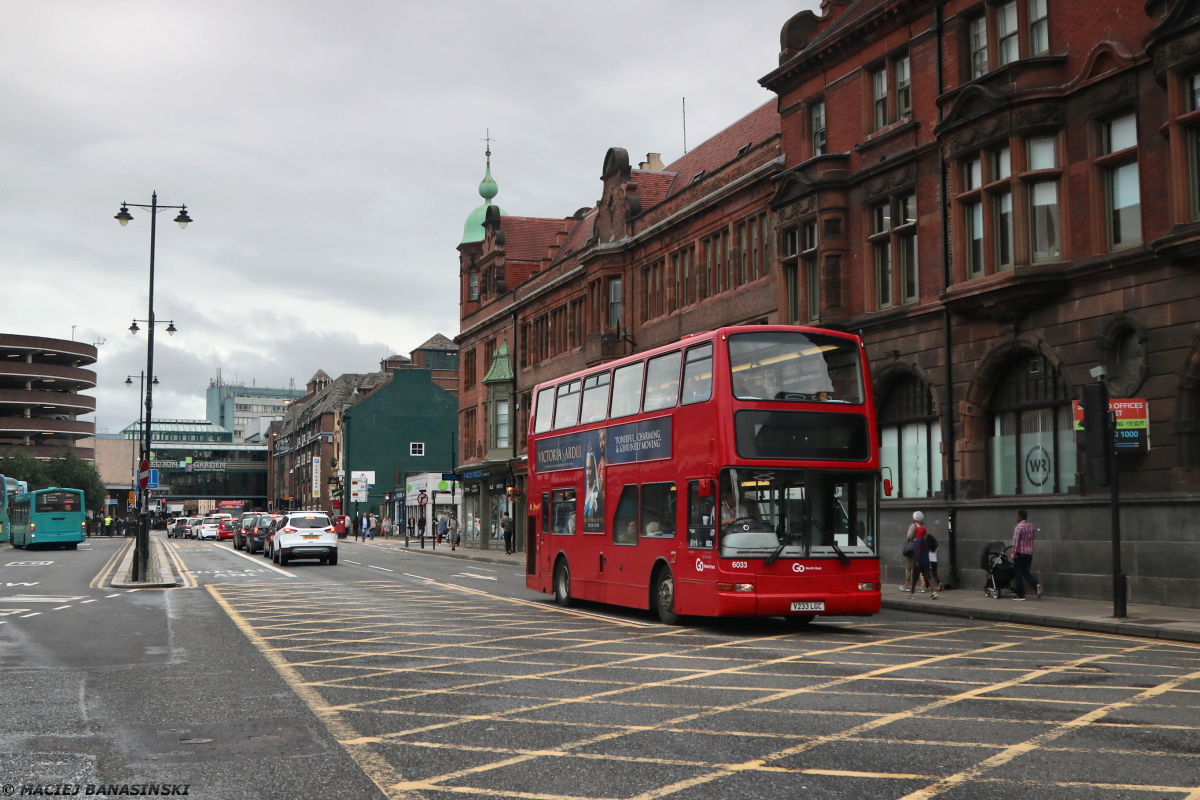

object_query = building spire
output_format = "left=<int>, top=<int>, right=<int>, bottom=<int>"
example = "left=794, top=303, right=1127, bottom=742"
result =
left=478, top=129, right=498, bottom=202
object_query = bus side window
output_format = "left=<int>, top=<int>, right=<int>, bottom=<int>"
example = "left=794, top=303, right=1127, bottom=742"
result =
left=643, top=351, right=682, bottom=412
left=541, top=492, right=549, bottom=535
left=687, top=481, right=715, bottom=550
left=609, top=362, right=645, bottom=419
left=640, top=482, right=676, bottom=538
left=551, top=489, right=576, bottom=534
left=554, top=381, right=582, bottom=430
left=580, top=372, right=610, bottom=424
left=612, top=485, right=639, bottom=545
left=533, top=387, right=556, bottom=434
left=681, top=344, right=713, bottom=405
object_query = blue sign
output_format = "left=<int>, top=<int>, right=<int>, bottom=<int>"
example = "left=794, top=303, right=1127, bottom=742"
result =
left=441, top=473, right=459, bottom=481
left=460, top=469, right=485, bottom=480
left=147, top=469, right=160, bottom=489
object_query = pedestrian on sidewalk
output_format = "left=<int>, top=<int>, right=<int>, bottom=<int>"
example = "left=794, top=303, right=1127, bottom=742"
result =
left=908, top=511, right=938, bottom=600
left=927, top=532, right=943, bottom=592
left=447, top=512, right=459, bottom=551
left=367, top=513, right=376, bottom=540
left=406, top=515, right=415, bottom=540
left=381, top=516, right=392, bottom=538
left=500, top=512, right=514, bottom=555
left=1011, top=509, right=1042, bottom=601
left=437, top=514, right=448, bottom=545
left=901, top=511, right=926, bottom=592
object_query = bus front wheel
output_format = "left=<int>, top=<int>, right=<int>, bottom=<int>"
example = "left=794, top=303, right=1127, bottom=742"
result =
left=554, top=560, right=573, bottom=607
left=654, top=568, right=680, bottom=625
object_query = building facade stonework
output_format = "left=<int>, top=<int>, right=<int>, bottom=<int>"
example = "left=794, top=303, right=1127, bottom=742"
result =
left=457, top=0, right=1200, bottom=606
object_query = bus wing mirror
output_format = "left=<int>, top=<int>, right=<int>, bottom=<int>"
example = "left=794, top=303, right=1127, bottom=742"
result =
left=883, top=479, right=893, bottom=497
left=698, top=479, right=714, bottom=498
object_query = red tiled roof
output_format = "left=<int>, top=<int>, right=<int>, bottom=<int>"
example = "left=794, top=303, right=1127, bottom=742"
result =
left=555, top=210, right=596, bottom=262
left=631, top=170, right=675, bottom=206
left=498, top=216, right=572, bottom=262
left=506, top=262, right=540, bottom=287
left=660, top=101, right=780, bottom=199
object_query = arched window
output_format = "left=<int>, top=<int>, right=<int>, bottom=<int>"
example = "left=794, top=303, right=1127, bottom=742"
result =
left=879, top=374, right=942, bottom=498
left=987, top=353, right=1076, bottom=495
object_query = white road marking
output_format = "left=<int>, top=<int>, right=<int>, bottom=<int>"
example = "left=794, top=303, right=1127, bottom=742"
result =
left=20, top=613, right=41, bottom=618
left=106, top=595, right=120, bottom=599
left=5, top=561, right=54, bottom=566
left=0, top=596, right=87, bottom=603
left=80, top=599, right=97, bottom=604
left=211, top=544, right=297, bottom=578
left=52, top=605, right=71, bottom=610
left=402, top=573, right=433, bottom=581
left=364, top=565, right=394, bottom=572
left=343, top=560, right=362, bottom=565
left=452, top=572, right=497, bottom=581
left=0, top=609, right=31, bottom=617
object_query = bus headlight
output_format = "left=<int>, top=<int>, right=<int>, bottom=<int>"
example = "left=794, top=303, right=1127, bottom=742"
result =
left=734, top=583, right=754, bottom=593
left=859, top=582, right=875, bottom=591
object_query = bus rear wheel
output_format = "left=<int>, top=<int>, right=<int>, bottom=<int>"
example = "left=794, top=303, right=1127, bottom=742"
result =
left=553, top=560, right=573, bottom=607
left=654, top=568, right=680, bottom=625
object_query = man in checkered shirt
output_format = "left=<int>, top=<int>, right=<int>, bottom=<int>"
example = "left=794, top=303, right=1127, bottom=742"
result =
left=1011, top=509, right=1042, bottom=601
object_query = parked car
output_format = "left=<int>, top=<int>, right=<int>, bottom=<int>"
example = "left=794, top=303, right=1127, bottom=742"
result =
left=217, top=519, right=237, bottom=540
left=265, top=512, right=337, bottom=566
left=246, top=514, right=280, bottom=554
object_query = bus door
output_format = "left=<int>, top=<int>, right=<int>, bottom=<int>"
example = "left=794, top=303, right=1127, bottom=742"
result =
left=680, top=479, right=717, bottom=616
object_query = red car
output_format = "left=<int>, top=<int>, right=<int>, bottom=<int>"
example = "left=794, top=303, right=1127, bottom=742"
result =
left=218, top=519, right=238, bottom=540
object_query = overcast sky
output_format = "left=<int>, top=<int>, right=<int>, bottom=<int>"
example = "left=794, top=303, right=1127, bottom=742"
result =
left=2, top=0, right=806, bottom=434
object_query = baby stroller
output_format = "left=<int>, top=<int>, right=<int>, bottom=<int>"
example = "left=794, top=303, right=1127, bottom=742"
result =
left=980, top=541, right=1016, bottom=599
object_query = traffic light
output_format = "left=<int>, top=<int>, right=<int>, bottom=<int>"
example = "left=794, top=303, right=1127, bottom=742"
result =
left=1081, top=382, right=1111, bottom=486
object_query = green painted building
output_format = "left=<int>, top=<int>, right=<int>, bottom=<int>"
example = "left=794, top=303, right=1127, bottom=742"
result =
left=342, top=367, right=458, bottom=518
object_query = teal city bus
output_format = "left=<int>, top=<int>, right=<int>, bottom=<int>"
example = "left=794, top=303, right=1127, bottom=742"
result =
left=10, top=487, right=87, bottom=549
left=0, top=475, right=20, bottom=543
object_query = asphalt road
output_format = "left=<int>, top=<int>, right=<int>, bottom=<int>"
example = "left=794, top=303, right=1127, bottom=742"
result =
left=1, top=533, right=1198, bottom=800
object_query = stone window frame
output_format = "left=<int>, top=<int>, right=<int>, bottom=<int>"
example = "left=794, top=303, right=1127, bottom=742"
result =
left=866, top=50, right=912, bottom=134
left=780, top=217, right=819, bottom=324
left=642, top=259, right=666, bottom=322
left=867, top=193, right=917, bottom=309
left=809, top=98, right=827, bottom=158
left=962, top=0, right=1050, bottom=81
left=953, top=131, right=1063, bottom=278
left=986, top=352, right=1076, bottom=497
left=1096, top=312, right=1148, bottom=399
left=878, top=372, right=944, bottom=499
left=1094, top=109, right=1142, bottom=251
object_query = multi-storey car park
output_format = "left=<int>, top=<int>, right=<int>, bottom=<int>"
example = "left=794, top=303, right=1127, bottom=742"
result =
left=0, top=334, right=97, bottom=460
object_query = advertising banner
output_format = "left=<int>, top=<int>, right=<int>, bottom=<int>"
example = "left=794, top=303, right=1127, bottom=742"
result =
left=535, top=417, right=672, bottom=533
left=1073, top=398, right=1149, bottom=453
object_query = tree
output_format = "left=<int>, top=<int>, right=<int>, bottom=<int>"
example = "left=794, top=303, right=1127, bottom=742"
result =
left=0, top=448, right=107, bottom=513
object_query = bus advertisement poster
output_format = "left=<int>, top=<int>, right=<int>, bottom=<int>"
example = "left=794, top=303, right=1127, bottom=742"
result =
left=536, top=418, right=672, bottom=533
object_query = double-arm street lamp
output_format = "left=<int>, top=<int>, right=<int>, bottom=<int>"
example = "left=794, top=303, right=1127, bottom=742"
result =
left=115, top=192, right=191, bottom=581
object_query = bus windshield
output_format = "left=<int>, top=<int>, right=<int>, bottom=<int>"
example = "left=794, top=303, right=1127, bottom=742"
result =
left=718, top=468, right=876, bottom=559
left=728, top=331, right=863, bottom=404
left=36, top=491, right=81, bottom=513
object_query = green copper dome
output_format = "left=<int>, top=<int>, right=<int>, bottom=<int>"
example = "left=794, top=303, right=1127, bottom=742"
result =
left=461, top=149, right=507, bottom=244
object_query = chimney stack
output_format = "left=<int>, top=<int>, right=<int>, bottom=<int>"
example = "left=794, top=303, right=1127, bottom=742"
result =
left=639, top=153, right=665, bottom=171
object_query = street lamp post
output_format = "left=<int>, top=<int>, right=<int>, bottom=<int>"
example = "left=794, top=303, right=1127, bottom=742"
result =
left=124, top=372, right=158, bottom=530
left=116, top=192, right=191, bottom=581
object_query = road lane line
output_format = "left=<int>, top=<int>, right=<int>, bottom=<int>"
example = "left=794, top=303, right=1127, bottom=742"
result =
left=211, top=544, right=296, bottom=578
left=401, top=573, right=434, bottom=581
left=364, top=565, right=394, bottom=572
left=89, top=537, right=133, bottom=589
left=52, top=605, right=71, bottom=610
left=163, top=541, right=198, bottom=588
left=206, top=585, right=412, bottom=798
left=343, top=560, right=362, bottom=565
left=19, top=613, right=41, bottom=618
left=80, top=599, right=96, bottom=604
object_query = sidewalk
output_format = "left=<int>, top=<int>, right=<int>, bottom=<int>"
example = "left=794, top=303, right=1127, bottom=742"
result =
left=884, top=587, right=1200, bottom=644
left=346, top=536, right=525, bottom=568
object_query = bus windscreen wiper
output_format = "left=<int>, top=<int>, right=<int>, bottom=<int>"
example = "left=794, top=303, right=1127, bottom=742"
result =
left=765, top=517, right=811, bottom=567
left=830, top=539, right=852, bottom=566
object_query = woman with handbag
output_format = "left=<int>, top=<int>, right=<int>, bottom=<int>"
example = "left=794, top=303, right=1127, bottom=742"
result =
left=901, top=511, right=927, bottom=593
left=908, top=512, right=938, bottom=599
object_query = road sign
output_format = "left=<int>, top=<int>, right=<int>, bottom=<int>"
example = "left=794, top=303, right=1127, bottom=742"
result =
left=138, top=459, right=150, bottom=491
left=441, top=473, right=459, bottom=481
left=147, top=469, right=160, bottom=490
left=417, top=491, right=429, bottom=506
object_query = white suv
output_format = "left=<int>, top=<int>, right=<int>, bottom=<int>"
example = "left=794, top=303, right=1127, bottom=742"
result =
left=269, top=512, right=337, bottom=566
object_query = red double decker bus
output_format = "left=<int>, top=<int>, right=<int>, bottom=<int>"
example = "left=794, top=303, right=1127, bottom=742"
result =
left=526, top=325, right=882, bottom=625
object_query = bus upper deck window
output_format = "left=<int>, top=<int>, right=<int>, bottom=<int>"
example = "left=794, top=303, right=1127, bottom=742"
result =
left=681, top=344, right=713, bottom=405
left=580, top=372, right=610, bottom=424
left=554, top=381, right=582, bottom=430
left=609, top=362, right=645, bottom=419
left=533, top=387, right=556, bottom=433
left=643, top=351, right=682, bottom=412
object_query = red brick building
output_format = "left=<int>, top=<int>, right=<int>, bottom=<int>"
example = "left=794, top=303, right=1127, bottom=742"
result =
left=457, top=0, right=1200, bottom=605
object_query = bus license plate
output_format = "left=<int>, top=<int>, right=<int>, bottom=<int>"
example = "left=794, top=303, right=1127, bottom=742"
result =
left=791, top=602, right=825, bottom=611
left=302, top=534, right=320, bottom=539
